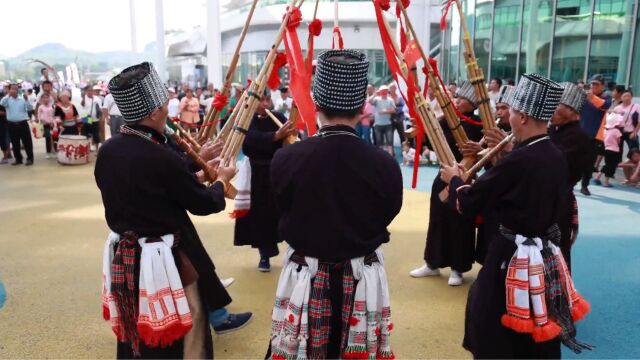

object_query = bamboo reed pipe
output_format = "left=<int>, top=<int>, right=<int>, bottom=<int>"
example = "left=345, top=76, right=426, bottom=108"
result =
left=454, top=0, right=496, bottom=132
left=174, top=122, right=202, bottom=151
left=198, top=0, right=259, bottom=142
left=377, top=5, right=455, bottom=166
left=438, top=132, right=514, bottom=202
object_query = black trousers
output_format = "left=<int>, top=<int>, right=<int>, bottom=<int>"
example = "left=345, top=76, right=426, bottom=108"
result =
left=581, top=139, right=603, bottom=188
left=601, top=150, right=621, bottom=178
left=7, top=120, right=33, bottom=163
left=0, top=119, right=8, bottom=152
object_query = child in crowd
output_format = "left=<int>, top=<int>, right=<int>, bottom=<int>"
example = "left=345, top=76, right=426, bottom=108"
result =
left=619, top=148, right=640, bottom=186
left=402, top=142, right=435, bottom=166
left=37, top=95, right=56, bottom=158
left=594, top=114, right=624, bottom=187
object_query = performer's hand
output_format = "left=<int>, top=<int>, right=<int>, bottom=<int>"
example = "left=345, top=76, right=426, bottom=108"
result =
left=200, top=139, right=224, bottom=162
left=440, top=163, right=463, bottom=184
left=274, top=121, right=297, bottom=141
left=459, top=141, right=483, bottom=158
left=216, top=159, right=237, bottom=183
left=484, top=128, right=512, bottom=152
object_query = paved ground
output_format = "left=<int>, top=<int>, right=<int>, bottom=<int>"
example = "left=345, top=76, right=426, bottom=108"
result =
left=0, top=139, right=638, bottom=358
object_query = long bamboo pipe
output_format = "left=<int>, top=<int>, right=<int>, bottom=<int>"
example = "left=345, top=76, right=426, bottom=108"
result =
left=454, top=0, right=496, bottom=132
left=198, top=0, right=259, bottom=142
left=397, top=1, right=474, bottom=169
left=376, top=3, right=455, bottom=166
left=221, top=0, right=303, bottom=166
left=438, top=132, right=514, bottom=202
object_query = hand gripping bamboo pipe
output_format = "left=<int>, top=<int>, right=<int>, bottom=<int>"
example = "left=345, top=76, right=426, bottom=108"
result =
left=197, top=0, right=259, bottom=142
left=165, top=125, right=238, bottom=198
left=438, top=132, right=514, bottom=202
left=397, top=1, right=474, bottom=169
left=265, top=109, right=300, bottom=145
left=454, top=0, right=496, bottom=132
left=376, top=3, right=456, bottom=166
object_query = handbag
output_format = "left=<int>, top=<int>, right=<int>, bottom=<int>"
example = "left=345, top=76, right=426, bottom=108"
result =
left=29, top=120, right=44, bottom=138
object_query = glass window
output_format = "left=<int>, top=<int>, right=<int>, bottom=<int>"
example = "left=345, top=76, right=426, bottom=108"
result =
left=588, top=0, right=636, bottom=85
left=475, top=0, right=494, bottom=79
left=444, top=7, right=461, bottom=82
left=490, top=0, right=520, bottom=82
left=631, top=1, right=640, bottom=92
left=519, top=0, right=553, bottom=79
left=550, top=0, right=591, bottom=82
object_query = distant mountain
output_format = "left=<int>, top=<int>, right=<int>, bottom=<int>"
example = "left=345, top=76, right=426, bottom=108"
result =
left=13, top=42, right=153, bottom=68
left=3, top=43, right=155, bottom=80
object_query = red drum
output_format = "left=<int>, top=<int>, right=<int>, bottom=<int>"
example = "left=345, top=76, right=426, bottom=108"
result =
left=57, top=135, right=90, bottom=165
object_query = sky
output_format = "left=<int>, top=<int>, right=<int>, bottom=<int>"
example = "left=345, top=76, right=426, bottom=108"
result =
left=2, top=0, right=209, bottom=57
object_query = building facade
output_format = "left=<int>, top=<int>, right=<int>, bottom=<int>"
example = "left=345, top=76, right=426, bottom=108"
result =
left=217, top=0, right=442, bottom=87
left=442, top=0, right=640, bottom=91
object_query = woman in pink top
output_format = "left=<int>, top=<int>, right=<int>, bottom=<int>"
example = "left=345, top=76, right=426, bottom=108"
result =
left=594, top=114, right=624, bottom=187
left=612, top=89, right=640, bottom=151
left=37, top=94, right=56, bottom=157
left=179, top=88, right=200, bottom=131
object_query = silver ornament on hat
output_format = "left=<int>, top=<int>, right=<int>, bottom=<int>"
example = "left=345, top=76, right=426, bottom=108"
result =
left=108, top=62, right=169, bottom=123
left=496, top=85, right=515, bottom=106
left=559, top=82, right=587, bottom=113
left=508, top=73, right=563, bottom=122
left=456, top=80, right=480, bottom=108
left=312, top=50, right=370, bottom=112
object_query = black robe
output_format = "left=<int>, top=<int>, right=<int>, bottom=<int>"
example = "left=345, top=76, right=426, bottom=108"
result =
left=448, top=134, right=568, bottom=359
left=475, top=123, right=512, bottom=265
left=270, top=124, right=403, bottom=262
left=95, top=125, right=232, bottom=359
left=234, top=112, right=286, bottom=254
left=549, top=121, right=592, bottom=268
left=423, top=114, right=483, bottom=273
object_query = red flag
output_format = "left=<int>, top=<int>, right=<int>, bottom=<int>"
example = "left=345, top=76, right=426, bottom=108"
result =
left=403, top=40, right=421, bottom=68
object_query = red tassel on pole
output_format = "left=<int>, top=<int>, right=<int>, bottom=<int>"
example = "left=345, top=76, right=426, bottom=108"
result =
left=440, top=0, right=456, bottom=30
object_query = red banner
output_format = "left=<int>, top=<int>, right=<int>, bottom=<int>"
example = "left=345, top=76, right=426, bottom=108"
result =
left=283, top=7, right=317, bottom=136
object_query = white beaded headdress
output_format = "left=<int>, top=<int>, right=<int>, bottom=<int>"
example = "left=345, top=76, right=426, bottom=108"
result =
left=508, top=74, right=563, bottom=122
left=456, top=80, right=480, bottom=108
left=108, top=62, right=169, bottom=123
left=559, top=82, right=587, bottom=113
left=496, top=85, right=515, bottom=105
left=313, top=50, right=369, bottom=112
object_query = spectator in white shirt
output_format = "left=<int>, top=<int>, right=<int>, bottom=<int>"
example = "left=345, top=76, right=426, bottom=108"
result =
left=102, top=92, right=123, bottom=136
left=167, top=88, right=181, bottom=119
left=27, top=89, right=37, bottom=119
left=78, top=85, right=102, bottom=149
left=274, top=87, right=293, bottom=119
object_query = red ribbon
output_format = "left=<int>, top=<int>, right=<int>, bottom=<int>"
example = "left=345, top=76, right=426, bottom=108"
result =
left=374, top=0, right=424, bottom=188
left=283, top=6, right=317, bottom=136
left=211, top=93, right=229, bottom=111
left=379, top=0, right=391, bottom=11
left=427, top=57, right=483, bottom=126
left=396, top=0, right=411, bottom=52
left=308, top=19, right=322, bottom=36
left=395, top=0, right=410, bottom=17
left=267, top=52, right=288, bottom=90
left=440, top=0, right=456, bottom=30
left=306, top=19, right=323, bottom=72
left=332, top=26, right=344, bottom=49
left=286, top=6, right=302, bottom=28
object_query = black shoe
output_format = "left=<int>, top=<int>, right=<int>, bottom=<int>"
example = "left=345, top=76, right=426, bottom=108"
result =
left=213, top=312, right=254, bottom=335
left=580, top=187, right=591, bottom=196
left=258, top=257, right=271, bottom=272
left=25, top=160, right=33, bottom=166
left=11, top=161, right=23, bottom=166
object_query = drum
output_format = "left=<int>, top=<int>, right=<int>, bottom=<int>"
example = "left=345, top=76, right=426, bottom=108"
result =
left=57, top=135, right=90, bottom=165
